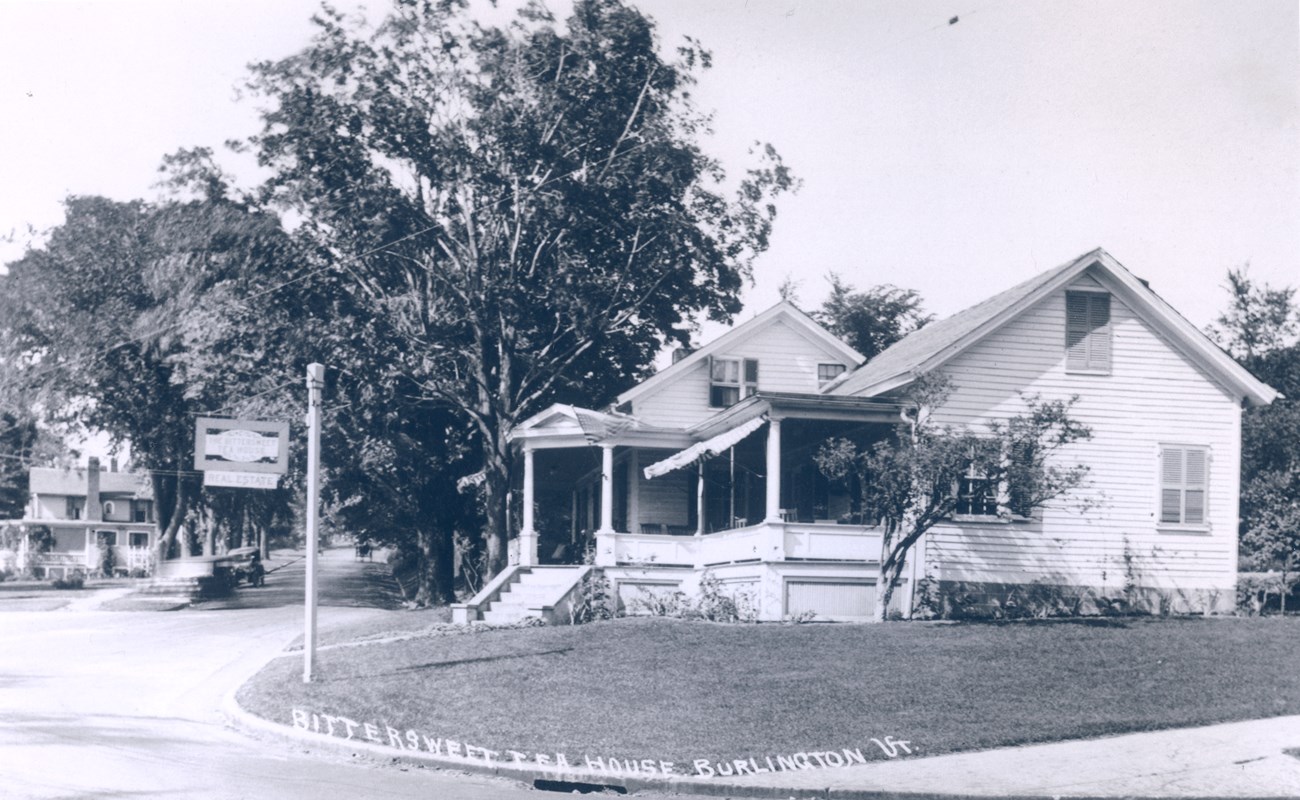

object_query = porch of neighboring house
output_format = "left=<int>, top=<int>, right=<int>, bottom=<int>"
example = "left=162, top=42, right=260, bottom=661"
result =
left=19, top=523, right=156, bottom=579
left=461, top=394, right=919, bottom=622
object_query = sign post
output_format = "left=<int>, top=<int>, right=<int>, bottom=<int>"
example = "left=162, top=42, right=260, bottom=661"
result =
left=303, top=363, right=325, bottom=683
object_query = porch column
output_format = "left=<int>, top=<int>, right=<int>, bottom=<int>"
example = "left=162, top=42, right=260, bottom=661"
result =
left=765, top=418, right=783, bottom=523
left=628, top=450, right=640, bottom=534
left=519, top=444, right=538, bottom=566
left=695, top=462, right=706, bottom=536
left=598, top=444, right=615, bottom=534
left=594, top=444, right=617, bottom=567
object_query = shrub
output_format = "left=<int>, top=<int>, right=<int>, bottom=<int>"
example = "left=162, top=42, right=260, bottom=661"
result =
left=51, top=573, right=85, bottom=590
left=632, top=571, right=758, bottom=623
left=568, top=569, right=614, bottom=624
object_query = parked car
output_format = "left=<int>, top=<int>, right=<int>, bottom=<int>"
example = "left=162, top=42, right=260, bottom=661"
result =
left=224, top=547, right=265, bottom=587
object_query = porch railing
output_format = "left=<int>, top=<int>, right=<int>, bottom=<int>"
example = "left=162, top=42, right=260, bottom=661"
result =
left=784, top=522, right=882, bottom=562
left=600, top=520, right=881, bottom=568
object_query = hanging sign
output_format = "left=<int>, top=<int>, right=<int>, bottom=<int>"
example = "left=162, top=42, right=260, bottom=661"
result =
left=194, top=417, right=290, bottom=475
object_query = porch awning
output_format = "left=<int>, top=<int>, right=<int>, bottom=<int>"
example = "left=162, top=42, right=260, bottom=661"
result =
left=643, top=415, right=767, bottom=479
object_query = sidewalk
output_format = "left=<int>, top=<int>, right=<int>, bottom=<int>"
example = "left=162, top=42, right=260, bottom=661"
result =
left=725, top=714, right=1300, bottom=798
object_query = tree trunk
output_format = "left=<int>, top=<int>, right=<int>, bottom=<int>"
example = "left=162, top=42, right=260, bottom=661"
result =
left=482, top=457, right=511, bottom=579
left=873, top=529, right=895, bottom=623
left=414, top=526, right=456, bottom=607
left=151, top=472, right=191, bottom=563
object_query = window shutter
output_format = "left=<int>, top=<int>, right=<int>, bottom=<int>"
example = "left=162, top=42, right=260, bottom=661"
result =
left=1066, top=294, right=1089, bottom=370
left=1066, top=292, right=1111, bottom=372
left=1087, top=294, right=1111, bottom=369
left=1184, top=449, right=1207, bottom=524
left=1159, top=446, right=1208, bottom=525
left=743, top=358, right=759, bottom=397
left=1160, top=447, right=1184, bottom=523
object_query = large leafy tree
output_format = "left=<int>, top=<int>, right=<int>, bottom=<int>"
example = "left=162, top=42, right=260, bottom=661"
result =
left=814, top=274, right=932, bottom=361
left=1208, top=268, right=1300, bottom=609
left=0, top=412, right=40, bottom=519
left=1207, top=265, right=1298, bottom=361
left=816, top=375, right=1091, bottom=621
left=0, top=194, right=297, bottom=560
left=241, top=0, right=795, bottom=576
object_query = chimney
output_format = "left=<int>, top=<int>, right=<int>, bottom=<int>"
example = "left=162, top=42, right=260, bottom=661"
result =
left=671, top=346, right=693, bottom=364
left=110, top=457, right=118, bottom=473
left=86, top=457, right=102, bottom=522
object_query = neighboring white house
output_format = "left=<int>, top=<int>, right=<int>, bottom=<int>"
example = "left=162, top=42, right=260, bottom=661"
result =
left=2, top=457, right=158, bottom=578
left=455, top=248, right=1278, bottom=623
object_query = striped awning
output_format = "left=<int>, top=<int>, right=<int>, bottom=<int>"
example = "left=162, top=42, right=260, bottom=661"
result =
left=643, top=416, right=768, bottom=479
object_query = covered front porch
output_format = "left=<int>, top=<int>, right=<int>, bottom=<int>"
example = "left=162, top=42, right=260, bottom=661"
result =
left=509, top=394, right=904, bottom=572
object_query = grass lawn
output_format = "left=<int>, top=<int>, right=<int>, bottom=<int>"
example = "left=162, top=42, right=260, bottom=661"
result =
left=239, top=616, right=1300, bottom=766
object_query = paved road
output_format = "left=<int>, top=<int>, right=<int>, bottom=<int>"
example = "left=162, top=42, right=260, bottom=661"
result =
left=0, top=549, right=561, bottom=800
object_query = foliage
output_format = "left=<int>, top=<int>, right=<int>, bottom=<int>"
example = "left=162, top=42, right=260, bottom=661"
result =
left=1208, top=270, right=1300, bottom=611
left=814, top=274, right=932, bottom=361
left=238, top=0, right=795, bottom=579
left=51, top=573, right=85, bottom=590
left=815, top=373, right=1091, bottom=621
left=631, top=570, right=757, bottom=622
left=1206, top=265, right=1298, bottom=360
left=0, top=412, right=39, bottom=519
left=0, top=524, right=54, bottom=555
left=0, top=194, right=298, bottom=560
left=1239, top=469, right=1300, bottom=612
left=567, top=569, right=614, bottom=624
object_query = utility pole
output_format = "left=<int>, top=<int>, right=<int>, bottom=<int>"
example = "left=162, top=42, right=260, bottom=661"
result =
left=303, top=363, right=325, bottom=683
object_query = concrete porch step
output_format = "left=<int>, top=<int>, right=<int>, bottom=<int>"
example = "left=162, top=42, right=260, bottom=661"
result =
left=478, top=566, right=584, bottom=625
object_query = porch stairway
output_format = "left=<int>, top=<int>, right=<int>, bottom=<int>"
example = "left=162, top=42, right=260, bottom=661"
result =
left=458, top=565, right=586, bottom=625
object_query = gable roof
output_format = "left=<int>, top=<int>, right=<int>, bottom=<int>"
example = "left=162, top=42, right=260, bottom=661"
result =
left=829, top=248, right=1279, bottom=407
left=616, top=301, right=866, bottom=407
left=29, top=466, right=152, bottom=498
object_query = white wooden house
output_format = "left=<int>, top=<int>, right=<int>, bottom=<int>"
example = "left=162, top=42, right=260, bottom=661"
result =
left=2, top=458, right=158, bottom=578
left=454, top=249, right=1277, bottom=623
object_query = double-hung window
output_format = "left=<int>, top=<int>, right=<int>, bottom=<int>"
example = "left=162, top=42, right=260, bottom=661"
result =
left=1065, top=291, right=1112, bottom=373
left=955, top=460, right=998, bottom=517
left=709, top=357, right=758, bottom=408
left=1159, top=445, right=1208, bottom=528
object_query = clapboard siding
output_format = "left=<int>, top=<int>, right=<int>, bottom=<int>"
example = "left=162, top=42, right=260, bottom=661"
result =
left=916, top=279, right=1241, bottom=591
left=634, top=318, right=852, bottom=428
left=634, top=449, right=692, bottom=529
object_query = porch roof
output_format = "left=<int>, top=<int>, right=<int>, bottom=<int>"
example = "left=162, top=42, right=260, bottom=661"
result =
left=509, top=403, right=695, bottom=450
left=690, top=392, right=904, bottom=439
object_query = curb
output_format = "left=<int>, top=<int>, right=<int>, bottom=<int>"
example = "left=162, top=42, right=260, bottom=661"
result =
left=220, top=696, right=1300, bottom=800
left=218, top=690, right=1107, bottom=800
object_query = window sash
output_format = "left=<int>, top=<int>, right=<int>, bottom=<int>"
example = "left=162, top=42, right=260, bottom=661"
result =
left=1159, top=446, right=1208, bottom=526
left=708, top=357, right=758, bottom=408
left=817, top=363, right=846, bottom=387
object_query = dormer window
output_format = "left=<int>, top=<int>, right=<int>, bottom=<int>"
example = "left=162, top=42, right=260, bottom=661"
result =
left=1065, top=291, right=1111, bottom=373
left=710, top=357, right=758, bottom=408
left=817, top=363, right=847, bottom=388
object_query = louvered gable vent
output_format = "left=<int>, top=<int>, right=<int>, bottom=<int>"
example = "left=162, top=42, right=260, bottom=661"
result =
left=1065, top=291, right=1112, bottom=373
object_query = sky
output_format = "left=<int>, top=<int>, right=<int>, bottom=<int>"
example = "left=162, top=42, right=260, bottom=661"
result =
left=1, top=0, right=1297, bottom=456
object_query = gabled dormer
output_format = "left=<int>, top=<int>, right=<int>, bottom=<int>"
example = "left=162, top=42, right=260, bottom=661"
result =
left=615, top=302, right=865, bottom=429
